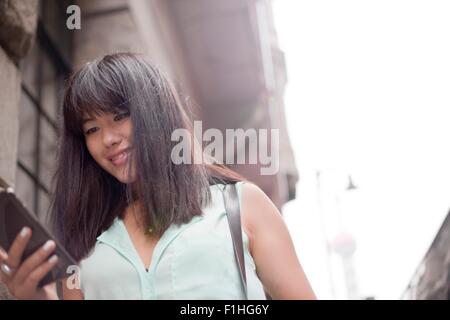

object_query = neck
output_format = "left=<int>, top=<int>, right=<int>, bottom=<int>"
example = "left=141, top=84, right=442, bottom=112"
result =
left=124, top=200, right=145, bottom=225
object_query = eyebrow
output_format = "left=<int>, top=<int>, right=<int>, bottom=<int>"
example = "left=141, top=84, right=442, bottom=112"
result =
left=82, top=117, right=94, bottom=125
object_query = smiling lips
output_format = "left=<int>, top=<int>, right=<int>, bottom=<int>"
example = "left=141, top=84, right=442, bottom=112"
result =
left=110, top=149, right=130, bottom=166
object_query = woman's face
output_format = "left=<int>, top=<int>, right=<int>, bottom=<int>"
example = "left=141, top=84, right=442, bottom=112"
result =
left=82, top=110, right=135, bottom=183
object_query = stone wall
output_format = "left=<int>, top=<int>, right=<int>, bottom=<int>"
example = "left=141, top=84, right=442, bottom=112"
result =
left=414, top=212, right=450, bottom=299
left=0, top=46, right=20, bottom=188
left=403, top=211, right=450, bottom=299
left=0, top=0, right=38, bottom=61
left=0, top=0, right=39, bottom=300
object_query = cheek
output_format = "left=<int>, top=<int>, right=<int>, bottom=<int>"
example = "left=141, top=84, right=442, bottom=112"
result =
left=86, top=140, right=105, bottom=167
left=122, top=119, right=133, bottom=139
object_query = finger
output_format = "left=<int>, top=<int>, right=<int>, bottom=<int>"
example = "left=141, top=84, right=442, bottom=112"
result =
left=7, top=227, right=32, bottom=268
left=0, top=249, right=8, bottom=283
left=0, top=247, right=7, bottom=261
left=14, top=240, right=56, bottom=284
left=24, top=255, right=59, bottom=290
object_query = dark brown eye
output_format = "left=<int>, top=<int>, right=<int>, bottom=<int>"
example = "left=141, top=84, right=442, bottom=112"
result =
left=85, top=127, right=98, bottom=135
left=114, top=112, right=130, bottom=121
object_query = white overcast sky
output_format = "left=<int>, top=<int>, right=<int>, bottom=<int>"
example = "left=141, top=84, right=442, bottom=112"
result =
left=272, top=0, right=450, bottom=299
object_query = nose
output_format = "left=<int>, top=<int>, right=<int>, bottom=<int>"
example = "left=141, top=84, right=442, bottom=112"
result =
left=102, top=127, right=122, bottom=148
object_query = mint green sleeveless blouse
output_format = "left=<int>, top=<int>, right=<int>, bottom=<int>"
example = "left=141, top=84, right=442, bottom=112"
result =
left=79, top=182, right=266, bottom=299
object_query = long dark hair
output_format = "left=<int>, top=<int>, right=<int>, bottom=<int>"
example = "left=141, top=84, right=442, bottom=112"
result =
left=50, top=52, right=244, bottom=261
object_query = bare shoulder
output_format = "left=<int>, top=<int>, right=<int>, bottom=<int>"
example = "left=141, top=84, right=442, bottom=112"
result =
left=239, top=181, right=317, bottom=299
left=240, top=182, right=282, bottom=232
left=240, top=181, right=272, bottom=207
left=240, top=182, right=283, bottom=254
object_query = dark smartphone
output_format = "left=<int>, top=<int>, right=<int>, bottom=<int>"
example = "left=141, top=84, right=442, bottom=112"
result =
left=0, top=184, right=77, bottom=288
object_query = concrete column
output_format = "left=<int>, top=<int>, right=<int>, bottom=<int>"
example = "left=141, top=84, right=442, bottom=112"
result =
left=0, top=0, right=38, bottom=301
left=0, top=47, right=21, bottom=189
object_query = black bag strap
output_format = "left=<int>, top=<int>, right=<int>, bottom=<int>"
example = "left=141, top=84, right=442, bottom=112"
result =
left=221, top=183, right=248, bottom=300
left=56, top=279, right=64, bottom=300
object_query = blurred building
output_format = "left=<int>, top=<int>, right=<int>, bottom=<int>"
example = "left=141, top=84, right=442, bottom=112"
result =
left=0, top=0, right=298, bottom=299
left=402, top=211, right=450, bottom=300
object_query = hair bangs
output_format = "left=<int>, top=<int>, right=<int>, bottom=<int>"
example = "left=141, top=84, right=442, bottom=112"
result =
left=64, top=60, right=131, bottom=136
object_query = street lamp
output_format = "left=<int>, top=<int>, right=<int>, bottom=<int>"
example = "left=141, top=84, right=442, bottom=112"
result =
left=346, top=175, right=357, bottom=191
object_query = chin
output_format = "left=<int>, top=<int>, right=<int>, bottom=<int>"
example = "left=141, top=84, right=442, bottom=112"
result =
left=116, top=176, right=128, bottom=183
left=115, top=173, right=134, bottom=184
left=116, top=170, right=136, bottom=184
left=107, top=163, right=136, bottom=184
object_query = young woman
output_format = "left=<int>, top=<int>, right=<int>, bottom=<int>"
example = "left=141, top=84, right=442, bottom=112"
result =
left=0, top=53, right=316, bottom=300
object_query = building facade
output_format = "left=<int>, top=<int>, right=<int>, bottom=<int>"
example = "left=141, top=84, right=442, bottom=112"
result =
left=402, top=211, right=450, bottom=300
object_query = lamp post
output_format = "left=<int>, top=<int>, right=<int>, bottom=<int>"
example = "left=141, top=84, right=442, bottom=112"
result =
left=347, top=175, right=357, bottom=190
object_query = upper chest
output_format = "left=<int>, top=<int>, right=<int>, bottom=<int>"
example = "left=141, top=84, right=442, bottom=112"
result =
left=122, top=216, right=161, bottom=270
